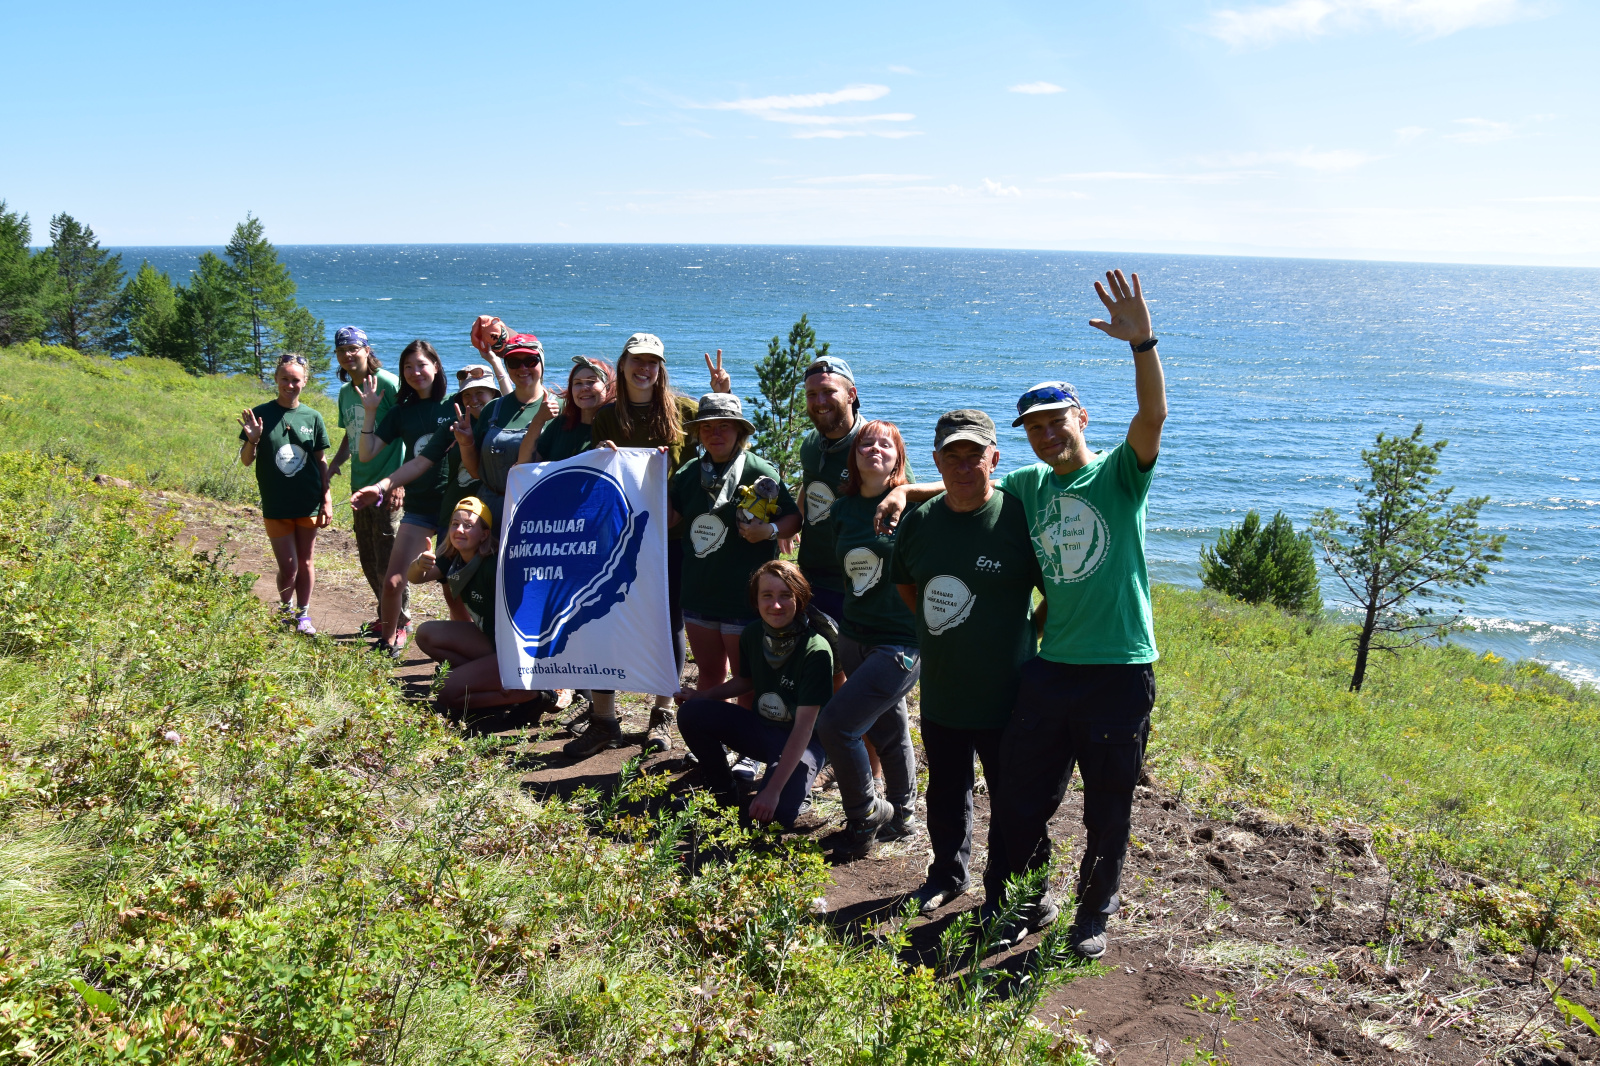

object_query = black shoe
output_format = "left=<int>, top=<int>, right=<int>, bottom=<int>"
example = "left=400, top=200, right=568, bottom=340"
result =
left=877, top=811, right=919, bottom=842
left=1068, top=911, right=1107, bottom=959
left=562, top=715, right=621, bottom=757
left=912, top=879, right=970, bottom=915
left=978, top=899, right=1030, bottom=951
left=834, top=796, right=894, bottom=860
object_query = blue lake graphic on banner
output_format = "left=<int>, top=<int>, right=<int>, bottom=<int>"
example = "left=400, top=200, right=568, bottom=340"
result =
left=502, top=467, right=650, bottom=657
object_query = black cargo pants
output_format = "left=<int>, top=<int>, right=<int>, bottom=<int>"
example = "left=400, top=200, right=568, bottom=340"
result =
left=993, top=658, right=1155, bottom=917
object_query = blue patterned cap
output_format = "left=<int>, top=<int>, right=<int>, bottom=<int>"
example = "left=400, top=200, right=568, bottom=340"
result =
left=334, top=326, right=369, bottom=350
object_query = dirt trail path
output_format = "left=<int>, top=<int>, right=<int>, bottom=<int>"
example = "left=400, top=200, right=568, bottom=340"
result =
left=171, top=489, right=1596, bottom=1066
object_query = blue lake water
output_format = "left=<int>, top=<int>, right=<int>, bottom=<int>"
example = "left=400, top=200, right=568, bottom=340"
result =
left=120, top=245, right=1600, bottom=685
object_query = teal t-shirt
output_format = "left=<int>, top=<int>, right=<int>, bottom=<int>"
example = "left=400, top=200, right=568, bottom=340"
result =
left=239, top=401, right=331, bottom=520
left=889, top=490, right=1042, bottom=729
left=830, top=491, right=918, bottom=647
left=736, top=623, right=834, bottom=724
left=337, top=370, right=403, bottom=489
left=376, top=397, right=455, bottom=519
left=796, top=427, right=856, bottom=593
left=671, top=452, right=799, bottom=620
left=998, top=442, right=1158, bottom=665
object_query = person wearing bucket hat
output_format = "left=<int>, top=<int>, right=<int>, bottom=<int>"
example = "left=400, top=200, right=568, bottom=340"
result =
left=668, top=392, right=801, bottom=722
left=519, top=355, right=617, bottom=464
left=327, top=327, right=407, bottom=636
left=871, top=269, right=1168, bottom=958
left=455, top=323, right=561, bottom=525
left=409, top=498, right=547, bottom=726
left=888, top=409, right=1044, bottom=917
left=573, top=333, right=734, bottom=759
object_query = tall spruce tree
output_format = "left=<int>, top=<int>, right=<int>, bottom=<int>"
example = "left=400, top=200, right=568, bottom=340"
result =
left=120, top=261, right=184, bottom=361
left=44, top=213, right=125, bottom=351
left=0, top=202, right=52, bottom=345
left=223, top=214, right=298, bottom=380
left=177, top=252, right=248, bottom=375
left=748, top=314, right=827, bottom=484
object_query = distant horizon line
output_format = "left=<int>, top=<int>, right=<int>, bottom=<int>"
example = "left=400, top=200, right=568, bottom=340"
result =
left=62, top=240, right=1600, bottom=272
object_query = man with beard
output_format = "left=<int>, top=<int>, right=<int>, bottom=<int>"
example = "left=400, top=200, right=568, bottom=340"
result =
left=796, top=357, right=861, bottom=625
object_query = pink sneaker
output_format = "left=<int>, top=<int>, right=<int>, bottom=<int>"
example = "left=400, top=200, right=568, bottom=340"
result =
left=295, top=611, right=317, bottom=637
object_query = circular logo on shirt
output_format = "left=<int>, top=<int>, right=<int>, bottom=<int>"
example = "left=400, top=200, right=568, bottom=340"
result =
left=756, top=691, right=791, bottom=723
left=923, top=575, right=975, bottom=635
left=414, top=432, right=433, bottom=458
left=843, top=547, right=883, bottom=597
left=274, top=441, right=307, bottom=476
left=689, top=513, right=728, bottom=558
left=1034, top=493, right=1108, bottom=584
left=803, top=481, right=836, bottom=524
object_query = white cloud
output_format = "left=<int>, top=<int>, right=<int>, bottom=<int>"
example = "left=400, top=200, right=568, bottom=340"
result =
left=1500, top=195, right=1600, bottom=203
left=1038, top=170, right=1268, bottom=184
left=1394, top=125, right=1428, bottom=142
left=871, top=130, right=924, bottom=139
left=793, top=130, right=866, bottom=139
left=982, top=178, right=1022, bottom=197
left=797, top=174, right=934, bottom=184
left=1207, top=0, right=1532, bottom=48
left=1197, top=147, right=1380, bottom=171
left=757, top=111, right=915, bottom=127
left=1445, top=117, right=1513, bottom=143
left=888, top=65, right=918, bottom=75
left=709, top=84, right=890, bottom=112
left=1009, top=81, right=1065, bottom=94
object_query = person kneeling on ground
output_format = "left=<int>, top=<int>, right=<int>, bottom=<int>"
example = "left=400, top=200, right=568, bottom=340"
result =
left=675, top=560, right=831, bottom=829
left=409, top=497, right=545, bottom=728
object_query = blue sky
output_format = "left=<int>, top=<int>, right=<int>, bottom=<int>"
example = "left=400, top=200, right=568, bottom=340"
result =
left=3, top=0, right=1595, bottom=264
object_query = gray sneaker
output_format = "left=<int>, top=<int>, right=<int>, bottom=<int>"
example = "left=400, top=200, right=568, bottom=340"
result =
left=562, top=715, right=621, bottom=757
left=835, top=797, right=895, bottom=860
left=1068, top=911, right=1107, bottom=959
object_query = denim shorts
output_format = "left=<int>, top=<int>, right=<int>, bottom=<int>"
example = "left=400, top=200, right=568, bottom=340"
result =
left=399, top=511, right=439, bottom=532
left=683, top=610, right=755, bottom=636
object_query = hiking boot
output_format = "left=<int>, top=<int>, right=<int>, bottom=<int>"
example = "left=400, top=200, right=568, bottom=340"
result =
left=643, top=705, right=675, bottom=755
left=978, top=898, right=1030, bottom=951
left=562, top=715, right=621, bottom=757
left=877, top=810, right=918, bottom=842
left=560, top=696, right=593, bottom=736
left=912, top=879, right=970, bottom=915
left=1068, top=911, right=1107, bottom=959
left=811, top=764, right=838, bottom=792
left=834, top=796, right=894, bottom=860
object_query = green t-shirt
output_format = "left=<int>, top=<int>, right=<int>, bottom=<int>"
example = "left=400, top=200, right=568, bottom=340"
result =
left=737, top=622, right=834, bottom=724
left=422, top=395, right=484, bottom=529
left=591, top=394, right=701, bottom=541
left=376, top=397, right=455, bottom=519
left=830, top=491, right=918, bottom=647
left=239, top=401, right=331, bottom=520
left=890, top=490, right=1042, bottom=729
left=439, top=552, right=497, bottom=640
left=796, top=426, right=855, bottom=593
left=671, top=452, right=799, bottom=620
left=535, top=415, right=593, bottom=463
left=998, top=443, right=1158, bottom=665
left=337, top=370, right=403, bottom=489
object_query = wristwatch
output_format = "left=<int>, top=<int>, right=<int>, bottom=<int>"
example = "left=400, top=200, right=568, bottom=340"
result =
left=766, top=523, right=778, bottom=541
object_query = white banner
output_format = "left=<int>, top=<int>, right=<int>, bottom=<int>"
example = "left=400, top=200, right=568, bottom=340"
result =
left=495, top=447, right=678, bottom=696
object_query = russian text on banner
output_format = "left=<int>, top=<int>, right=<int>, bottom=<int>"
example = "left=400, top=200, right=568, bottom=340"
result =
left=495, top=447, right=678, bottom=696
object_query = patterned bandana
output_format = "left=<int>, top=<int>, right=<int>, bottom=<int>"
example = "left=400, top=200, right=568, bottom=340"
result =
left=334, top=326, right=369, bottom=349
left=761, top=612, right=812, bottom=669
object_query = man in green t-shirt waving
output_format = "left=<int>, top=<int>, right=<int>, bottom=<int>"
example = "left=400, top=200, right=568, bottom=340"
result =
left=876, top=270, right=1167, bottom=960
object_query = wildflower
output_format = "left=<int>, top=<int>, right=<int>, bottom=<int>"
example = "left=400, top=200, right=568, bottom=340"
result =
left=164, top=731, right=182, bottom=745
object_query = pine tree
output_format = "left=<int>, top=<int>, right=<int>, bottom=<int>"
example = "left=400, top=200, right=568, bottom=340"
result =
left=1199, top=509, right=1322, bottom=612
left=120, top=261, right=184, bottom=360
left=176, top=252, right=249, bottom=375
left=0, top=202, right=52, bottom=345
left=748, top=314, right=827, bottom=484
left=1311, top=424, right=1506, bottom=692
left=223, top=214, right=297, bottom=380
left=43, top=213, right=125, bottom=351
left=277, top=303, right=331, bottom=381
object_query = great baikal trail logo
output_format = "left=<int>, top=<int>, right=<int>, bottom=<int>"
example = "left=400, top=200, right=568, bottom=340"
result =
left=502, top=467, right=650, bottom=657
left=1033, top=493, right=1108, bottom=584
left=274, top=442, right=307, bottom=476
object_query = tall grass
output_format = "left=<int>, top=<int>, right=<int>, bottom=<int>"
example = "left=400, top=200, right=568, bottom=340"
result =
left=0, top=454, right=1096, bottom=1064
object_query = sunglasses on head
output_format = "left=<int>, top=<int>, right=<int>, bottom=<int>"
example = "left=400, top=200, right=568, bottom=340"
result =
left=457, top=366, right=493, bottom=381
left=1017, top=385, right=1076, bottom=413
left=278, top=354, right=308, bottom=367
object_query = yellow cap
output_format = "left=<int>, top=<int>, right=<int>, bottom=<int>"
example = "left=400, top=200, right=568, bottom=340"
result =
left=452, top=496, right=494, bottom=530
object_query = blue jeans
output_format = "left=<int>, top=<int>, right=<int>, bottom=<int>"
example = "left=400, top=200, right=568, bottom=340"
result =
left=679, top=698, right=826, bottom=828
left=815, top=636, right=920, bottom=822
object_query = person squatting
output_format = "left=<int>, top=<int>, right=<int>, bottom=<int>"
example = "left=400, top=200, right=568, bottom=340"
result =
left=237, top=270, right=1167, bottom=959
